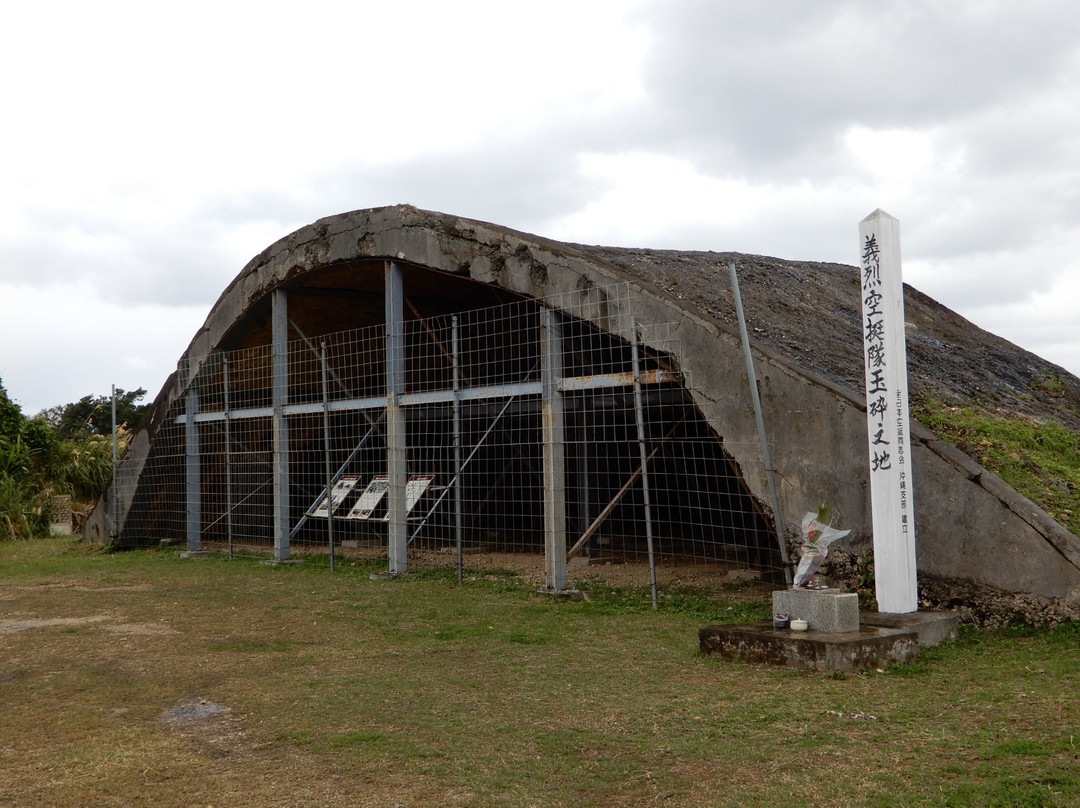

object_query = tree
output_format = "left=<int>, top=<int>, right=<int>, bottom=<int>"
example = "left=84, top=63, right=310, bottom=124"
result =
left=0, top=377, right=43, bottom=539
left=0, top=377, right=23, bottom=444
left=0, top=378, right=29, bottom=479
left=46, top=388, right=148, bottom=441
left=0, top=380, right=143, bottom=540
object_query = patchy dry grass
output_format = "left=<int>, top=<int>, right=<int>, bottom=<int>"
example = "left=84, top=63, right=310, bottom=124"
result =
left=1, top=538, right=1078, bottom=807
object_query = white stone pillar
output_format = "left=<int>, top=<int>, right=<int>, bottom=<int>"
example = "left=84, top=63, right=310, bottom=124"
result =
left=859, top=209, right=918, bottom=613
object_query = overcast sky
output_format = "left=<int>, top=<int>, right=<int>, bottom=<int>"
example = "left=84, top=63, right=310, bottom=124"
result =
left=2, top=0, right=1079, bottom=414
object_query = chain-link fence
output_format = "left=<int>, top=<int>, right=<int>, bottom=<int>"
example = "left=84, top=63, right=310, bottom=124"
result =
left=115, top=281, right=782, bottom=593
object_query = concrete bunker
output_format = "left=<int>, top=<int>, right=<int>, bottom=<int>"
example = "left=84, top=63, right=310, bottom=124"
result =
left=90, top=205, right=1080, bottom=606
left=105, top=254, right=782, bottom=588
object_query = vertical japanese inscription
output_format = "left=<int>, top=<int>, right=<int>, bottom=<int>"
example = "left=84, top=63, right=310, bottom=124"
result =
left=862, top=234, right=892, bottom=475
left=859, top=209, right=917, bottom=613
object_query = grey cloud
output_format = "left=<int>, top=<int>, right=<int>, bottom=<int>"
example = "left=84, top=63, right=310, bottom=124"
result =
left=0, top=205, right=245, bottom=308
left=630, top=0, right=1080, bottom=179
left=909, top=193, right=1050, bottom=259
left=915, top=266, right=1050, bottom=311
left=315, top=137, right=614, bottom=238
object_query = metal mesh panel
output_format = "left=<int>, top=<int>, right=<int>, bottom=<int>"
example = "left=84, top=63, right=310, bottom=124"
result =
left=402, top=302, right=543, bottom=559
left=115, top=279, right=782, bottom=586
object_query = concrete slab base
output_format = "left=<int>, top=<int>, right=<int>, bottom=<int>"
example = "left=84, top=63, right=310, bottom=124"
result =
left=860, top=611, right=958, bottom=647
left=534, top=588, right=587, bottom=601
left=700, top=621, right=919, bottom=673
left=700, top=609, right=960, bottom=673
left=261, top=558, right=304, bottom=566
left=177, top=550, right=212, bottom=559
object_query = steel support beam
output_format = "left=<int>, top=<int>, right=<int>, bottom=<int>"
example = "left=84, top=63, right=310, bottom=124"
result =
left=223, top=356, right=234, bottom=557
left=321, top=341, right=335, bottom=572
left=730, top=263, right=792, bottom=585
left=452, top=315, right=464, bottom=584
left=385, top=261, right=408, bottom=574
left=541, top=307, right=568, bottom=592
left=185, top=386, right=201, bottom=551
left=175, top=370, right=680, bottom=425
left=632, top=328, right=659, bottom=609
left=271, top=288, right=291, bottom=561
left=111, top=385, right=119, bottom=540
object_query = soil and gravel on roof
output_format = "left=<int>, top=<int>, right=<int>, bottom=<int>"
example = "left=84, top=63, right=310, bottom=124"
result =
left=574, top=244, right=1080, bottom=431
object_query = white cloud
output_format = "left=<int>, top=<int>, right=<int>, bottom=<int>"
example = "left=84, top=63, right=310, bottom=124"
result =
left=0, top=282, right=205, bottom=414
left=843, top=126, right=950, bottom=185
left=546, top=152, right=773, bottom=247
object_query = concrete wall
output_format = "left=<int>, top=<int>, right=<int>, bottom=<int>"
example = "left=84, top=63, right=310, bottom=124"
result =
left=90, top=205, right=1080, bottom=601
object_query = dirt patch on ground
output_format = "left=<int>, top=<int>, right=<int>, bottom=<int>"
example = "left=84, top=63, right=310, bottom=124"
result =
left=411, top=548, right=779, bottom=603
left=162, top=699, right=251, bottom=758
left=103, top=622, right=178, bottom=635
left=220, top=543, right=778, bottom=601
left=0, top=614, right=175, bottom=635
left=30, top=581, right=154, bottom=593
left=0, top=615, right=112, bottom=633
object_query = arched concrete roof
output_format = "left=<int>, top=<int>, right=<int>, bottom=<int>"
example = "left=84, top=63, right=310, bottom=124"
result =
left=91, top=204, right=1080, bottom=603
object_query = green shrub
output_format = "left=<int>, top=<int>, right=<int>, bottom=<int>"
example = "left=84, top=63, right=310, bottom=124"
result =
left=0, top=434, right=30, bottom=479
left=0, top=473, right=52, bottom=541
left=57, top=434, right=116, bottom=501
left=0, top=378, right=133, bottom=540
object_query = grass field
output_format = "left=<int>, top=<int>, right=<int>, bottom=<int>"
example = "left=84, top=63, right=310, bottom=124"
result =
left=1, top=538, right=1078, bottom=807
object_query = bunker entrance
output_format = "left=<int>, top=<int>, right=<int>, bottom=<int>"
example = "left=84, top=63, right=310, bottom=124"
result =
left=119, top=276, right=780, bottom=577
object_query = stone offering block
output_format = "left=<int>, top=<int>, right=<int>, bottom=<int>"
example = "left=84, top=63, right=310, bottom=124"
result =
left=773, top=587, right=859, bottom=633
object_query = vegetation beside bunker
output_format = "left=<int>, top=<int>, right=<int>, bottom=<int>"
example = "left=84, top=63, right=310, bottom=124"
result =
left=913, top=396, right=1080, bottom=537
left=0, top=378, right=147, bottom=541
